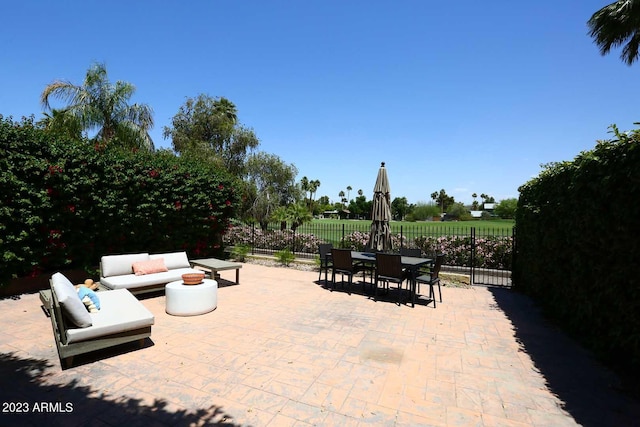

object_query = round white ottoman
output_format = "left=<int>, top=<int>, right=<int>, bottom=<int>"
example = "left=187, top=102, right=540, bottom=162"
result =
left=165, top=279, right=218, bottom=316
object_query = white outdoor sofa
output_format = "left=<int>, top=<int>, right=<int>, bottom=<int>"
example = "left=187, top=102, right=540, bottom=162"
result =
left=99, top=251, right=203, bottom=295
left=40, top=272, right=155, bottom=369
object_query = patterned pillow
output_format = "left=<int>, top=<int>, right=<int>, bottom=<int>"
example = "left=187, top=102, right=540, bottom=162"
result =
left=132, top=258, right=169, bottom=275
left=77, top=286, right=100, bottom=313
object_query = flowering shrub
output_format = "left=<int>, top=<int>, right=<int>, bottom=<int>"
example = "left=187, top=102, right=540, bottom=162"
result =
left=0, top=116, right=237, bottom=286
left=413, top=235, right=512, bottom=269
left=225, top=224, right=513, bottom=270
left=474, top=236, right=513, bottom=270
left=342, top=231, right=369, bottom=250
left=414, top=235, right=471, bottom=266
left=341, top=231, right=405, bottom=251
left=223, top=224, right=325, bottom=254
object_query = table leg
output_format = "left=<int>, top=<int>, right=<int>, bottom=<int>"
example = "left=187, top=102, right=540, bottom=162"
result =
left=411, top=269, right=417, bottom=308
left=236, top=268, right=240, bottom=285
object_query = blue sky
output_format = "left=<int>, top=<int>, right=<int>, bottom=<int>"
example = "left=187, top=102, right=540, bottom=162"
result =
left=2, top=1, right=638, bottom=205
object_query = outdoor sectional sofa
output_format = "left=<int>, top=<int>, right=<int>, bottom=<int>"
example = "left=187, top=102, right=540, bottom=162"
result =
left=99, top=251, right=203, bottom=295
left=41, top=272, right=155, bottom=369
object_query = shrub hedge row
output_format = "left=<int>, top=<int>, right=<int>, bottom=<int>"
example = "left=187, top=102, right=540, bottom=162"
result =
left=0, top=116, right=238, bottom=286
left=224, top=224, right=513, bottom=270
left=513, top=128, right=640, bottom=376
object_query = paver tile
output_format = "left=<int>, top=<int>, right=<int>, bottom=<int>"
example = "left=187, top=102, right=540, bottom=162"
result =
left=0, top=263, right=638, bottom=425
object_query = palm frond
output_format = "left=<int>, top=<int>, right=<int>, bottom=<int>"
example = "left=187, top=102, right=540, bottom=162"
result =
left=588, top=0, right=640, bottom=65
left=40, top=62, right=154, bottom=148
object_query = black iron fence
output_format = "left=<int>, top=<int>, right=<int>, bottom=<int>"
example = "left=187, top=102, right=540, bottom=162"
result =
left=224, top=222, right=514, bottom=286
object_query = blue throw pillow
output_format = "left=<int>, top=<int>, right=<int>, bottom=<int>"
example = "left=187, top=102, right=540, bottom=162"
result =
left=77, top=286, right=100, bottom=312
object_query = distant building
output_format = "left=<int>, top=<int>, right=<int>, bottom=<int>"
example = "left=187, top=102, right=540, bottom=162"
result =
left=321, top=209, right=351, bottom=219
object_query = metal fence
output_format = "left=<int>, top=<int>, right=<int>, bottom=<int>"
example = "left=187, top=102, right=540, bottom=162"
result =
left=224, top=222, right=514, bottom=287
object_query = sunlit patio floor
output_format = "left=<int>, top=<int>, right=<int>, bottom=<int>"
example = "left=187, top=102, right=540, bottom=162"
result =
left=1, top=263, right=639, bottom=426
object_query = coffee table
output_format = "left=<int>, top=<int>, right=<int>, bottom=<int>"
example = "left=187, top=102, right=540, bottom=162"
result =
left=165, top=279, right=217, bottom=316
left=190, top=258, right=242, bottom=285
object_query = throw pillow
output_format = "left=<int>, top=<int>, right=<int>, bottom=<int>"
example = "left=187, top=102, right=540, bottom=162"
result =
left=77, top=286, right=100, bottom=313
left=151, top=251, right=190, bottom=269
left=51, top=272, right=92, bottom=328
left=132, top=258, right=169, bottom=276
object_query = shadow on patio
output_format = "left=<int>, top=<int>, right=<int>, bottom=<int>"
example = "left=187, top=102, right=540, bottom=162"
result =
left=0, top=352, right=241, bottom=426
left=488, top=286, right=640, bottom=427
left=314, top=277, right=437, bottom=308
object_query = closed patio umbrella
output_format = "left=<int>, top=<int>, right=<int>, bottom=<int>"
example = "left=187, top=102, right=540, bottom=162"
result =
left=368, top=162, right=393, bottom=252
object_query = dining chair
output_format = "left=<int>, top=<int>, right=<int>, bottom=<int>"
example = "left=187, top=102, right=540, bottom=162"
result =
left=415, top=254, right=444, bottom=308
left=400, top=247, right=421, bottom=284
left=318, top=243, right=333, bottom=283
left=331, top=249, right=373, bottom=293
left=400, top=247, right=421, bottom=257
left=374, top=253, right=407, bottom=305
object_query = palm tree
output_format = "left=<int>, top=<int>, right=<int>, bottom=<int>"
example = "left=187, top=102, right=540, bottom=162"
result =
left=310, top=180, right=320, bottom=205
left=270, top=206, right=289, bottom=231
left=213, top=97, right=238, bottom=124
left=41, top=62, right=155, bottom=149
left=38, top=109, right=83, bottom=140
left=287, top=203, right=313, bottom=231
left=338, top=191, right=346, bottom=209
left=346, top=186, right=352, bottom=202
left=300, top=176, right=310, bottom=205
left=588, top=1, right=640, bottom=65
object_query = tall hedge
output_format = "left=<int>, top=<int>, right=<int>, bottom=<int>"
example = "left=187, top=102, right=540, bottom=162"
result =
left=514, top=127, right=640, bottom=375
left=0, top=115, right=239, bottom=286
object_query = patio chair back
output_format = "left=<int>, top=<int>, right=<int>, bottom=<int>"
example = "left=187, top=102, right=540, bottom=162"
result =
left=400, top=247, right=421, bottom=257
left=319, top=243, right=333, bottom=260
left=375, top=253, right=403, bottom=281
left=318, top=243, right=334, bottom=282
left=432, top=253, right=444, bottom=278
left=415, top=253, right=445, bottom=308
left=331, top=248, right=354, bottom=273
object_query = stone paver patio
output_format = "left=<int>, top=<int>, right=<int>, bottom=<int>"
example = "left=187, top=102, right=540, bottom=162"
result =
left=0, top=263, right=638, bottom=426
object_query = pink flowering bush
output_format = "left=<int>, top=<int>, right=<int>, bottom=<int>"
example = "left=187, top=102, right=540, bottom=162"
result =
left=342, top=231, right=405, bottom=250
left=342, top=231, right=370, bottom=250
left=224, top=224, right=324, bottom=254
left=413, top=235, right=512, bottom=269
left=225, top=224, right=512, bottom=270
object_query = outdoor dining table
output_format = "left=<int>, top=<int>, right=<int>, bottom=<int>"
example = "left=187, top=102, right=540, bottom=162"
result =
left=351, top=251, right=433, bottom=307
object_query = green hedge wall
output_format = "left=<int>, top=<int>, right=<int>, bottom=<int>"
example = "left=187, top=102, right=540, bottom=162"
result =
left=513, top=128, right=640, bottom=375
left=0, top=116, right=239, bottom=286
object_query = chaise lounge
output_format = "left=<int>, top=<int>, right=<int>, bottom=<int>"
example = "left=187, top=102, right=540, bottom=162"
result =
left=41, top=272, right=155, bottom=369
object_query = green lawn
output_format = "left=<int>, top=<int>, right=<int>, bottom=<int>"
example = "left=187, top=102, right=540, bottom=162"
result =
left=290, top=218, right=514, bottom=245
left=311, top=218, right=515, bottom=233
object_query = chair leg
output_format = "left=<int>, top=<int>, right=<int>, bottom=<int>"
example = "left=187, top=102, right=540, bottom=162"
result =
left=429, top=283, right=436, bottom=308
left=437, top=281, right=442, bottom=303
left=410, top=279, right=415, bottom=308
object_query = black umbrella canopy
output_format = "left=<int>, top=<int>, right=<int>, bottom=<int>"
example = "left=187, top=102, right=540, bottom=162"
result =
left=368, top=162, right=392, bottom=251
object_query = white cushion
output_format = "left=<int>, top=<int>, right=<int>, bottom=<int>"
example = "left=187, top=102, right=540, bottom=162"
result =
left=66, top=289, right=154, bottom=343
left=51, top=272, right=92, bottom=328
left=100, top=267, right=203, bottom=290
left=150, top=251, right=190, bottom=269
left=101, top=253, right=149, bottom=277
